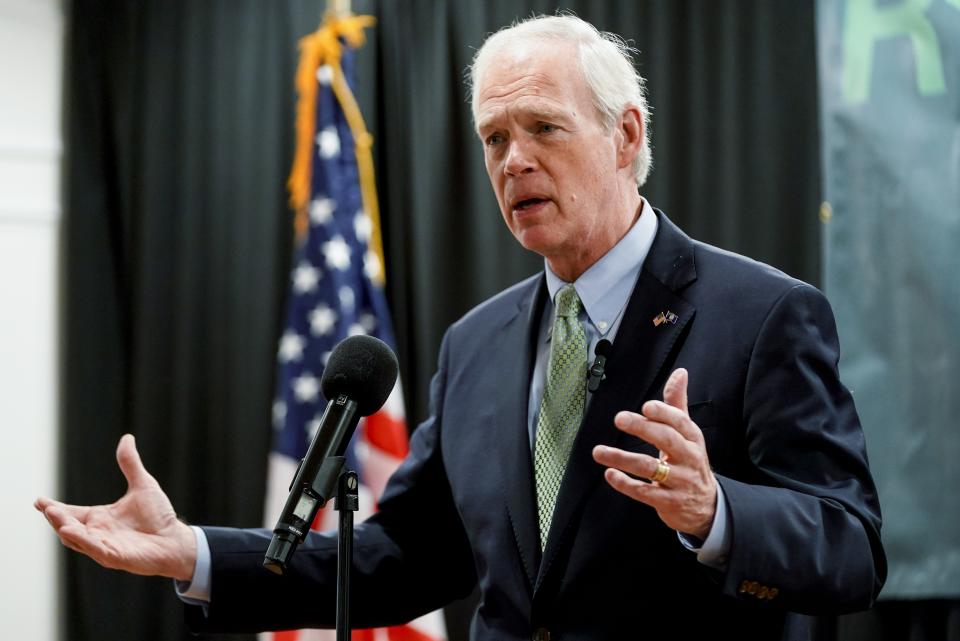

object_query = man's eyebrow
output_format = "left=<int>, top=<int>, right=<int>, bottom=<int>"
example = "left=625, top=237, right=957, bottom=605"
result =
left=477, top=107, right=570, bottom=133
left=525, top=107, right=569, bottom=122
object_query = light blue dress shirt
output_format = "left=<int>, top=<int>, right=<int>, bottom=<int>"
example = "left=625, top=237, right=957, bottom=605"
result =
left=177, top=200, right=729, bottom=605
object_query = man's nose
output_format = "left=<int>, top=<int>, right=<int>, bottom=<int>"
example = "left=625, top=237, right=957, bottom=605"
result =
left=504, top=139, right=537, bottom=176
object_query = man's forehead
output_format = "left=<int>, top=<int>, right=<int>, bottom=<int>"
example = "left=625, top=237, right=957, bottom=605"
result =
left=476, top=44, right=585, bottom=121
left=478, top=72, right=565, bottom=108
left=477, top=40, right=578, bottom=96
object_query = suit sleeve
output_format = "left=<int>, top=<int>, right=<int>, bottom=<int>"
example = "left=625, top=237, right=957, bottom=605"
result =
left=186, top=331, right=477, bottom=633
left=716, top=283, right=886, bottom=614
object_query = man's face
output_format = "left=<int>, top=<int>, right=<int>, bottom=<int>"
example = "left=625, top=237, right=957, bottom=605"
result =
left=476, top=41, right=625, bottom=273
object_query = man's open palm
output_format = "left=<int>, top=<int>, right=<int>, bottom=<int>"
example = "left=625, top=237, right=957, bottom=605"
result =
left=35, top=434, right=196, bottom=581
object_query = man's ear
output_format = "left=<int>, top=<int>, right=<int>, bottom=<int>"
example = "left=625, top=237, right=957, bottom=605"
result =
left=615, top=106, right=644, bottom=171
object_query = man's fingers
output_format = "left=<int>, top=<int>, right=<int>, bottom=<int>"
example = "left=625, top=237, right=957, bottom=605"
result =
left=593, top=445, right=690, bottom=486
left=614, top=411, right=693, bottom=461
left=39, top=501, right=92, bottom=529
left=641, top=400, right=704, bottom=445
left=43, top=505, right=86, bottom=533
left=602, top=468, right=670, bottom=506
left=651, top=368, right=705, bottom=445
left=58, top=530, right=92, bottom=557
left=58, top=525, right=115, bottom=566
left=594, top=446, right=657, bottom=480
left=116, top=434, right=156, bottom=490
left=58, top=525, right=98, bottom=553
left=663, top=367, right=688, bottom=414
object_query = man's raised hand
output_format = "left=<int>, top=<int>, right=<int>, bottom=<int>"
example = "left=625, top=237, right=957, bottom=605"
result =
left=592, top=368, right=718, bottom=539
left=35, top=434, right=197, bottom=581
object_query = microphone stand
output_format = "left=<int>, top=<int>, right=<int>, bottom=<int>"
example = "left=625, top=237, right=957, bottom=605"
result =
left=335, top=467, right=359, bottom=641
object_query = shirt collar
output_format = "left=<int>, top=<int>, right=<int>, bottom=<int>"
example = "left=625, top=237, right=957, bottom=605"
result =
left=545, top=198, right=658, bottom=336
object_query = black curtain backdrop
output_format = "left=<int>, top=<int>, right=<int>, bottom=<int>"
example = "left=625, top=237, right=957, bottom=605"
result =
left=60, top=1, right=957, bottom=640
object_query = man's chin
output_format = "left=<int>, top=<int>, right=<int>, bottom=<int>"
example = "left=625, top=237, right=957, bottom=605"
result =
left=513, top=228, right=556, bottom=258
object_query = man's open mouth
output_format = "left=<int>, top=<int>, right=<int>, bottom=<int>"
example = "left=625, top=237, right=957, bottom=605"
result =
left=514, top=197, right=548, bottom=211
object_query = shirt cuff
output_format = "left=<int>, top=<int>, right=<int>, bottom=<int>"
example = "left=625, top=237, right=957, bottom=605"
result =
left=677, top=479, right=731, bottom=571
left=174, top=526, right=212, bottom=605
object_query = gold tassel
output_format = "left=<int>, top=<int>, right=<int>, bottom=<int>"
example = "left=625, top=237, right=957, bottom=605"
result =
left=286, top=14, right=382, bottom=287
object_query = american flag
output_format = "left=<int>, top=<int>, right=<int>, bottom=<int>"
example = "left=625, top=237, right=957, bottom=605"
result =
left=261, top=16, right=445, bottom=641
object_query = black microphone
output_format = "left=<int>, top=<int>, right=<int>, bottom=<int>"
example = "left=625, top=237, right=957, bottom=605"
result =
left=263, top=335, right=399, bottom=575
left=587, top=339, right=612, bottom=392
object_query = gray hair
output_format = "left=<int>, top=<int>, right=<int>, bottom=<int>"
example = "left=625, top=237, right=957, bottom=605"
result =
left=468, top=14, right=652, bottom=186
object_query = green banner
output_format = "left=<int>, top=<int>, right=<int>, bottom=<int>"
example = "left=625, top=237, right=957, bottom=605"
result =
left=817, top=0, right=960, bottom=599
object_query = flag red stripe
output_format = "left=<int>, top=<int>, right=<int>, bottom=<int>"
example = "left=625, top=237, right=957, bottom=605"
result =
left=387, top=625, right=439, bottom=641
left=365, top=412, right=409, bottom=459
left=273, top=631, right=300, bottom=641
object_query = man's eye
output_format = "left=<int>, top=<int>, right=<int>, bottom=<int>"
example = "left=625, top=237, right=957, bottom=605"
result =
left=538, top=123, right=557, bottom=134
left=486, top=133, right=504, bottom=146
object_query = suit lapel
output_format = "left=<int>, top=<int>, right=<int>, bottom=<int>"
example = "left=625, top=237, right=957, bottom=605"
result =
left=536, top=211, right=698, bottom=590
left=493, top=275, right=547, bottom=590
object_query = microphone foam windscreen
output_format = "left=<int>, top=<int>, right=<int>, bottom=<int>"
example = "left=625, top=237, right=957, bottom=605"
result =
left=321, top=335, right=399, bottom=416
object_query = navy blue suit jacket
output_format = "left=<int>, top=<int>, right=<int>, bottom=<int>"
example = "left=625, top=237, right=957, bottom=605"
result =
left=187, top=211, right=885, bottom=640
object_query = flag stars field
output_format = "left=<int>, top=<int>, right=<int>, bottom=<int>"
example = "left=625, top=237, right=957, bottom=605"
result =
left=292, top=262, right=320, bottom=293
left=354, top=210, right=371, bottom=241
left=292, top=373, right=320, bottom=403
left=278, top=331, right=306, bottom=362
left=322, top=235, right=352, bottom=270
left=310, top=197, right=336, bottom=225
left=309, top=303, right=337, bottom=336
left=317, top=126, right=340, bottom=159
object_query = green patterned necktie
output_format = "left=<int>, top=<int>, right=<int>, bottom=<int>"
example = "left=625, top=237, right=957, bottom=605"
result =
left=534, top=284, right=588, bottom=549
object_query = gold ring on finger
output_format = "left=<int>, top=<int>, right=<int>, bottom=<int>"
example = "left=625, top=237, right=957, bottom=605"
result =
left=650, top=458, right=670, bottom=484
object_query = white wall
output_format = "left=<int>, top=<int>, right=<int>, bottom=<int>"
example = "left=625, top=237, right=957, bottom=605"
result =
left=0, top=1, right=63, bottom=639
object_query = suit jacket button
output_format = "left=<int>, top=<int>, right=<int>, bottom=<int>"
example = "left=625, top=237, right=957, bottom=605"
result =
left=533, top=627, right=551, bottom=641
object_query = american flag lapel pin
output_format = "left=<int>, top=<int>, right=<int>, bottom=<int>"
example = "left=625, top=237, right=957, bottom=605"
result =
left=653, top=311, right=679, bottom=327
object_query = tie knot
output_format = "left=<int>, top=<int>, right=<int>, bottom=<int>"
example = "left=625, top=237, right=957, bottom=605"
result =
left=554, top=285, right=582, bottom=318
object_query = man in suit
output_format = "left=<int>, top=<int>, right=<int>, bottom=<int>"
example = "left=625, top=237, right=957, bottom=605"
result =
left=36, top=14, right=885, bottom=640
